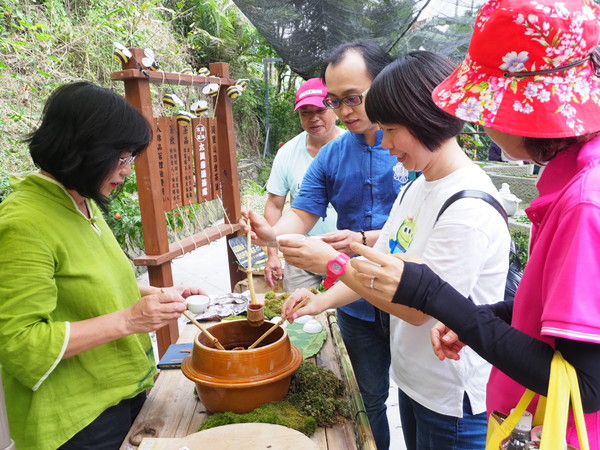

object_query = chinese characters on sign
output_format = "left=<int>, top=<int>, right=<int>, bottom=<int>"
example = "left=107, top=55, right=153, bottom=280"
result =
left=178, top=122, right=195, bottom=205
left=153, top=116, right=220, bottom=212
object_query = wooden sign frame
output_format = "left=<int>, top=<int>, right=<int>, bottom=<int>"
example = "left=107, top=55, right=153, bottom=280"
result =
left=111, top=49, right=244, bottom=355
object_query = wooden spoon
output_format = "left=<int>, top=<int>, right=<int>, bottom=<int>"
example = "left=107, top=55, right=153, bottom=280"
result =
left=244, top=196, right=264, bottom=327
left=182, top=311, right=226, bottom=351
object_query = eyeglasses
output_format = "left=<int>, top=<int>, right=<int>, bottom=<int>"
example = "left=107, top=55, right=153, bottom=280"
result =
left=118, top=155, right=137, bottom=166
left=323, top=88, right=370, bottom=109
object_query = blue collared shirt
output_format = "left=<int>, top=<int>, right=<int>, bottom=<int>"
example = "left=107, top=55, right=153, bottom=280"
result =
left=293, top=130, right=406, bottom=321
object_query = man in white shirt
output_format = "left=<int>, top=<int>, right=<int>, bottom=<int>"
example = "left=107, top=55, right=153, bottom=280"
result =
left=264, top=78, right=344, bottom=290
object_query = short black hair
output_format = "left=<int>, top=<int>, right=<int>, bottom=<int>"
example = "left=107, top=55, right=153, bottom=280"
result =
left=523, top=133, right=599, bottom=165
left=365, top=51, right=465, bottom=151
left=320, top=41, right=393, bottom=82
left=25, top=81, right=151, bottom=211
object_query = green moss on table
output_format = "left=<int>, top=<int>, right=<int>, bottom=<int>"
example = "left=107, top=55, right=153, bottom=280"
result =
left=197, top=362, right=351, bottom=435
left=198, top=401, right=317, bottom=436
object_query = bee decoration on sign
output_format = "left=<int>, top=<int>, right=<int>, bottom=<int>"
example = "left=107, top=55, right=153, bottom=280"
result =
left=226, top=85, right=243, bottom=99
left=162, top=93, right=185, bottom=109
left=202, top=83, right=219, bottom=98
left=141, top=48, right=159, bottom=71
left=235, top=79, right=249, bottom=91
left=176, top=111, right=194, bottom=125
left=198, top=67, right=211, bottom=77
left=113, top=42, right=132, bottom=65
left=191, top=100, right=209, bottom=117
left=181, top=68, right=195, bottom=75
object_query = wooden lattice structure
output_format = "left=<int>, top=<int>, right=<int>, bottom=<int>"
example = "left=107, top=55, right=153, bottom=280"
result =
left=111, top=48, right=244, bottom=356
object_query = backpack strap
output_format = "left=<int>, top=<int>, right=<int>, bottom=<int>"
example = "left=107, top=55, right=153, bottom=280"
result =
left=398, top=179, right=415, bottom=205
left=434, top=189, right=523, bottom=301
left=435, top=190, right=507, bottom=225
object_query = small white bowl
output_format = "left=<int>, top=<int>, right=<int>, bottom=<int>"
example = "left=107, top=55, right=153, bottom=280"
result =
left=276, top=234, right=306, bottom=243
left=293, top=314, right=313, bottom=324
left=186, top=295, right=210, bottom=314
left=303, top=319, right=323, bottom=334
left=269, top=316, right=288, bottom=328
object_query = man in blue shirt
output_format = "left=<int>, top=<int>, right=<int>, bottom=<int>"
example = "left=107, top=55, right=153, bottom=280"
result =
left=264, top=78, right=344, bottom=291
left=244, top=42, right=409, bottom=449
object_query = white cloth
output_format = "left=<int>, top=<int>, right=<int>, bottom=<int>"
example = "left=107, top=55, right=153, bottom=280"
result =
left=374, top=164, right=510, bottom=417
left=266, top=131, right=340, bottom=236
left=283, top=264, right=325, bottom=292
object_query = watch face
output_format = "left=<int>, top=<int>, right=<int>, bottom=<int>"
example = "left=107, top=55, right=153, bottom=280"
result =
left=331, top=262, right=342, bottom=271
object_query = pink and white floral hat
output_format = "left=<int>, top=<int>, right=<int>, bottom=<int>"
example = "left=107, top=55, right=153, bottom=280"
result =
left=432, top=0, right=600, bottom=138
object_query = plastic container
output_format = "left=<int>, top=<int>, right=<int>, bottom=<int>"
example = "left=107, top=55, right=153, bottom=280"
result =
left=503, top=410, right=532, bottom=449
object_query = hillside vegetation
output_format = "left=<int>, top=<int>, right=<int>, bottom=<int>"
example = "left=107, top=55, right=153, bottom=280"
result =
left=0, top=0, right=299, bottom=181
left=1, top=0, right=302, bottom=259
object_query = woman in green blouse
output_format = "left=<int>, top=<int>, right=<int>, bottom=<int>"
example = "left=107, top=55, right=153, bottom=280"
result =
left=0, top=82, right=205, bottom=449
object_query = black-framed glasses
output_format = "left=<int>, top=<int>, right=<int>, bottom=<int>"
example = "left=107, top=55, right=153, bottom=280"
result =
left=118, top=155, right=137, bottom=166
left=323, top=88, right=370, bottom=109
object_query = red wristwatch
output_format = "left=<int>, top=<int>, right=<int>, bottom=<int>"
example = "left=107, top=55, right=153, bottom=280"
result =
left=323, top=253, right=351, bottom=289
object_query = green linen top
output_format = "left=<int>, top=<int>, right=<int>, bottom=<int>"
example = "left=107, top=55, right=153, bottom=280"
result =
left=0, top=173, right=156, bottom=449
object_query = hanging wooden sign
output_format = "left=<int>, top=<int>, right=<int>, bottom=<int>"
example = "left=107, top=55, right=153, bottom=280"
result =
left=192, top=118, right=212, bottom=203
left=207, top=118, right=220, bottom=199
left=154, top=117, right=172, bottom=210
left=166, top=117, right=182, bottom=209
left=178, top=121, right=195, bottom=206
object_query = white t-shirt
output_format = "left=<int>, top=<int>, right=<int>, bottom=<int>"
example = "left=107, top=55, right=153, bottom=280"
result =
left=266, top=130, right=341, bottom=236
left=374, top=164, right=510, bottom=417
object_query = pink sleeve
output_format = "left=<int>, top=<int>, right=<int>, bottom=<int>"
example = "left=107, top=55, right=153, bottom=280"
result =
left=541, top=203, right=600, bottom=342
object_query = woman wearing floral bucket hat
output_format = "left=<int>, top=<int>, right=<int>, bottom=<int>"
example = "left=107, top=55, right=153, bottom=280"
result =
left=341, top=0, right=600, bottom=448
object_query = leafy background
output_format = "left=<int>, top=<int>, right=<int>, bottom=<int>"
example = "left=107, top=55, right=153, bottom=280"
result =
left=1, top=0, right=529, bottom=269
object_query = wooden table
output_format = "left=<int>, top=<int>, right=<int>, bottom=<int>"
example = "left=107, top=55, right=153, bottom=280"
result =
left=120, top=311, right=376, bottom=450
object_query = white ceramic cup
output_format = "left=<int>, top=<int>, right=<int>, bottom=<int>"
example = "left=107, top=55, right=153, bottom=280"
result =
left=186, top=294, right=210, bottom=314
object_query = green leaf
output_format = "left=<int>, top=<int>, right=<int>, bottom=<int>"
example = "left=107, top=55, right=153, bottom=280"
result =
left=104, top=8, right=125, bottom=18
left=36, top=69, right=52, bottom=78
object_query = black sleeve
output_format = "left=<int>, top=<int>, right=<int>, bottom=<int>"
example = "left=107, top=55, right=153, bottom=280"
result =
left=393, top=262, right=600, bottom=413
left=483, top=299, right=514, bottom=323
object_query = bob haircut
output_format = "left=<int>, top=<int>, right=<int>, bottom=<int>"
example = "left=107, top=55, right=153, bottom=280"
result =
left=523, top=133, right=600, bottom=165
left=365, top=51, right=465, bottom=152
left=25, top=81, right=151, bottom=211
left=320, top=41, right=393, bottom=82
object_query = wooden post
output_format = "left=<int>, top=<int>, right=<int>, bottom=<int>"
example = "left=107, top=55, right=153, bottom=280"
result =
left=121, top=48, right=178, bottom=355
left=210, top=62, right=245, bottom=291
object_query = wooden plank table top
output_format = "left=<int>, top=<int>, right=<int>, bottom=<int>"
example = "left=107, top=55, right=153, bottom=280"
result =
left=120, top=309, right=375, bottom=450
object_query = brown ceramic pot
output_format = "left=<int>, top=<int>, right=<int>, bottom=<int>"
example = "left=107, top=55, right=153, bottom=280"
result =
left=181, top=319, right=303, bottom=413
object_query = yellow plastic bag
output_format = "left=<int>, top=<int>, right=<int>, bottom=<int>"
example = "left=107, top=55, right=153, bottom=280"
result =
left=485, top=352, right=589, bottom=450
left=486, top=389, right=535, bottom=449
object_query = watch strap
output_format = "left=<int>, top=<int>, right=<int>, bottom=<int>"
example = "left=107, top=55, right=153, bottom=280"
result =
left=323, top=253, right=350, bottom=289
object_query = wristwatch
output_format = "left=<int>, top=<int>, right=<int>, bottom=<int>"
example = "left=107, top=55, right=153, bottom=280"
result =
left=323, top=253, right=351, bottom=289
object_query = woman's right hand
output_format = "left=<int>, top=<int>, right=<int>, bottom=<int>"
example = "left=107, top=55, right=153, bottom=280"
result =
left=125, top=291, right=187, bottom=334
left=239, top=209, right=278, bottom=247
left=281, top=288, right=321, bottom=323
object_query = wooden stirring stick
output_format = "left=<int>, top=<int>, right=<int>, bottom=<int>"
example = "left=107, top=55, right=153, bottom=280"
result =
left=245, top=196, right=257, bottom=306
left=160, top=289, right=226, bottom=351
left=247, top=295, right=311, bottom=350
left=182, top=311, right=226, bottom=351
